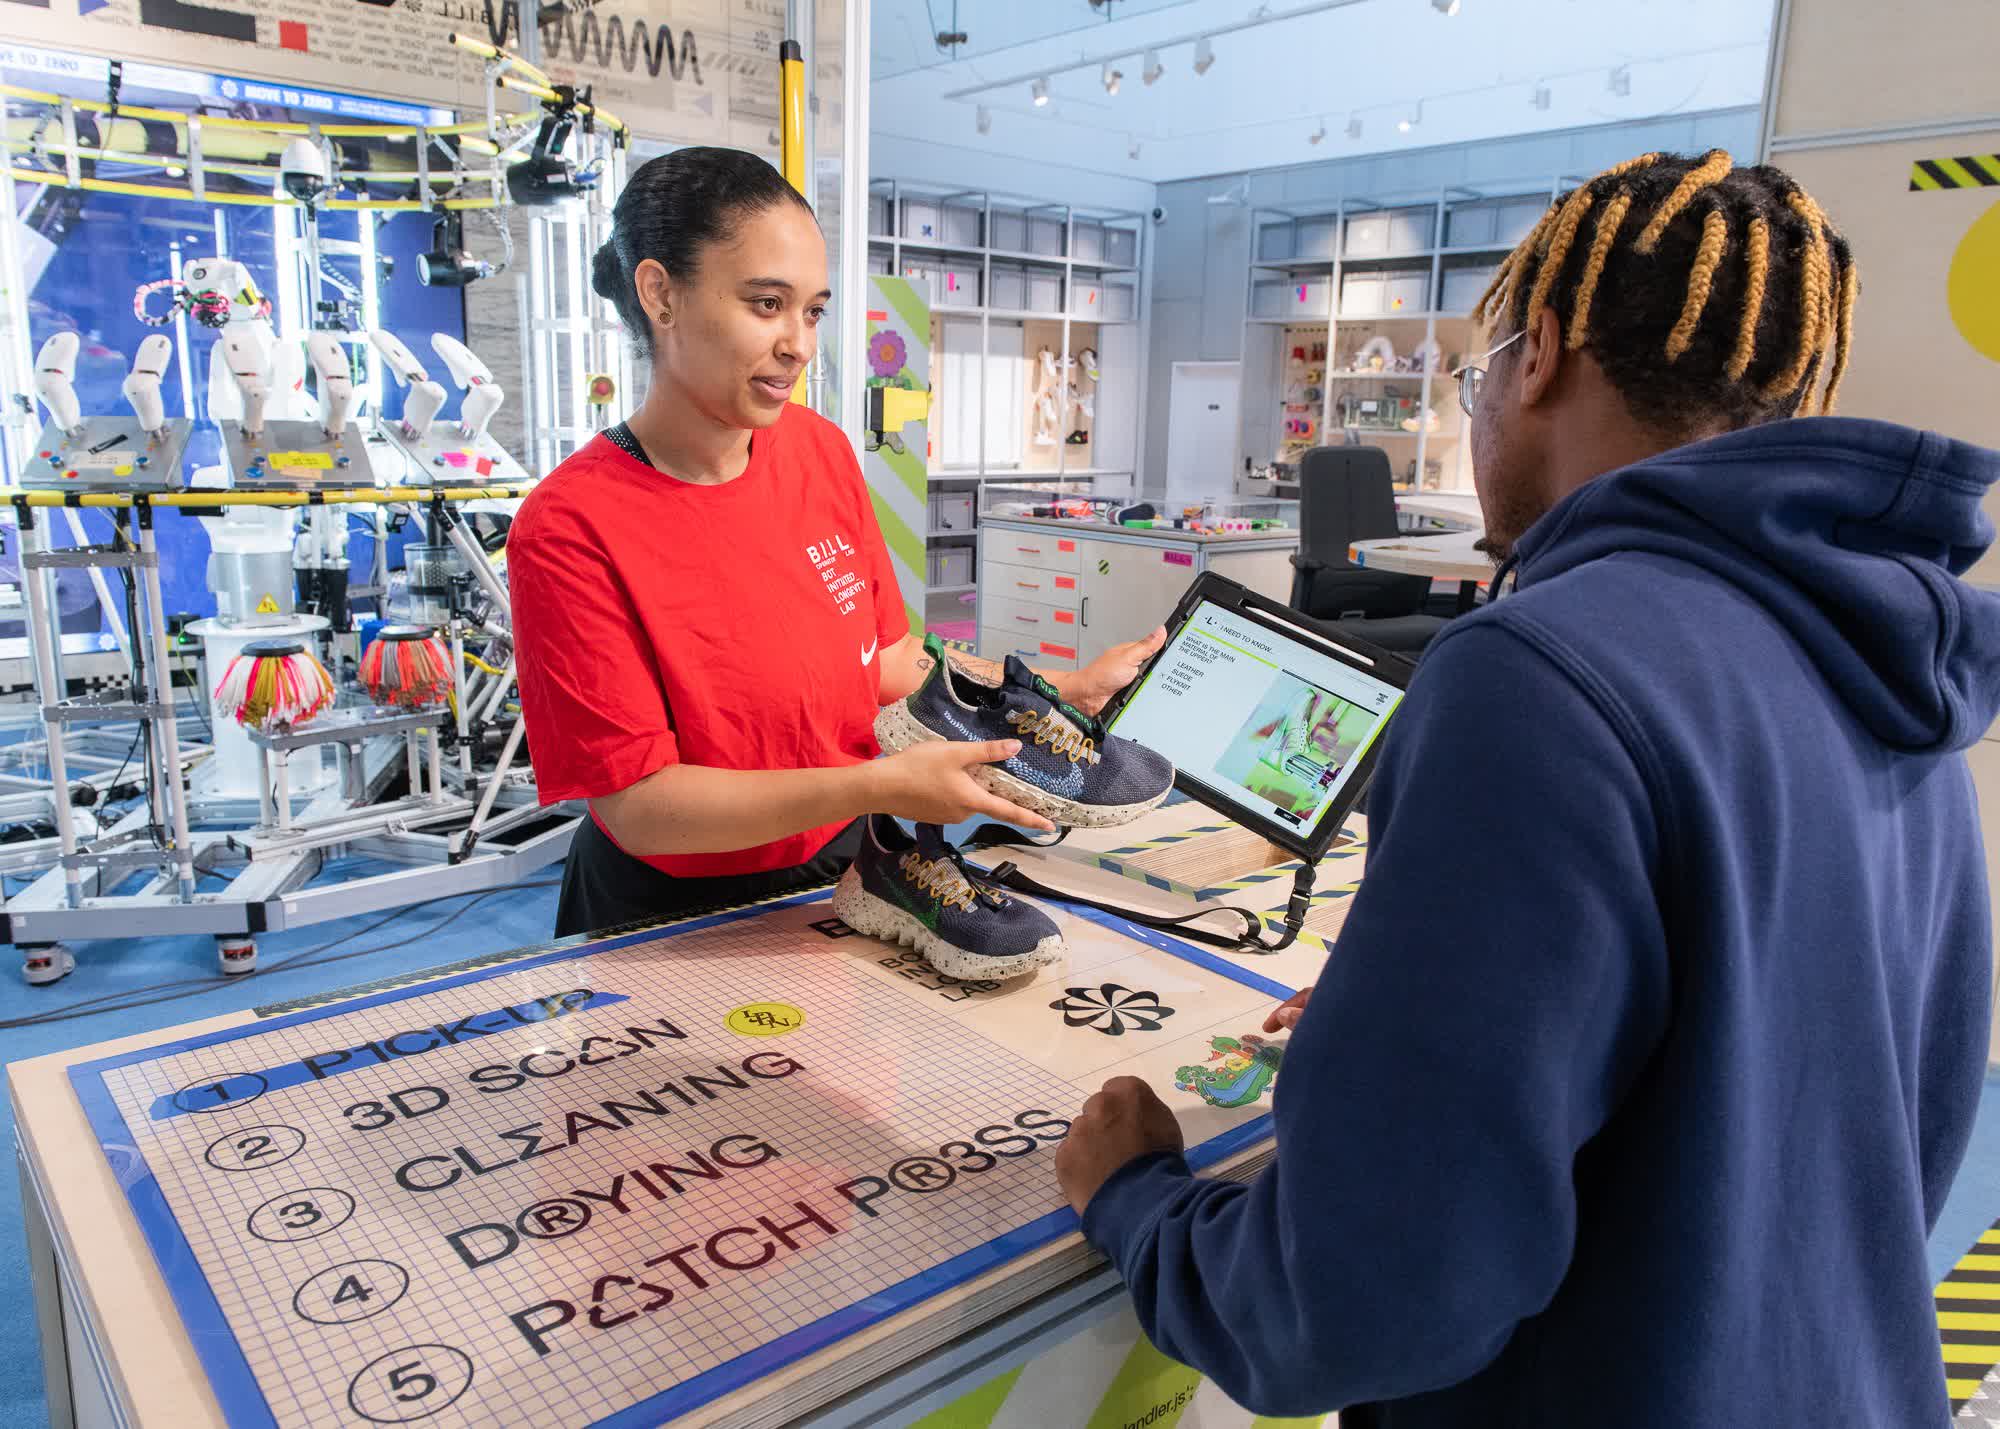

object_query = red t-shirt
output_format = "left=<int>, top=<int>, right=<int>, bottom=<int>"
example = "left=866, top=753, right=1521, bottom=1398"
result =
left=509, top=404, right=908, bottom=878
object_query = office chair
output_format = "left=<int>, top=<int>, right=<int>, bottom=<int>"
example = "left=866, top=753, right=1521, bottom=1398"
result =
left=1287, top=445, right=1448, bottom=655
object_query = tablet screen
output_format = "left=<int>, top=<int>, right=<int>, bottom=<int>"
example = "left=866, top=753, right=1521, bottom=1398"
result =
left=1108, top=598, right=1405, bottom=838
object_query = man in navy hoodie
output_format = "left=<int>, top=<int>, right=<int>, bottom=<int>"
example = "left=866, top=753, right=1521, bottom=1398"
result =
left=1056, top=150, right=2000, bottom=1426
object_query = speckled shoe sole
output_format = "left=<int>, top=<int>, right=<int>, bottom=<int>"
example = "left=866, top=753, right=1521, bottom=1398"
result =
left=831, top=867, right=1066, bottom=981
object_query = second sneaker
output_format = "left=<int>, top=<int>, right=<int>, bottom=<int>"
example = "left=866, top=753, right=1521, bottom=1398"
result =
left=833, top=815, right=1066, bottom=980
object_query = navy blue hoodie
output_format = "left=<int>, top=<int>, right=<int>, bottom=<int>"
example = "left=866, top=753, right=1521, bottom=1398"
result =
left=1081, top=417, right=2000, bottom=1426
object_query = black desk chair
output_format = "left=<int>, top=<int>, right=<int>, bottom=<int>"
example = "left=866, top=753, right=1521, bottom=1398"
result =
left=1287, top=446, right=1448, bottom=655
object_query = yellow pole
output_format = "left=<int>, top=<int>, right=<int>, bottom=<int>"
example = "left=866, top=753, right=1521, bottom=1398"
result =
left=781, top=37, right=809, bottom=405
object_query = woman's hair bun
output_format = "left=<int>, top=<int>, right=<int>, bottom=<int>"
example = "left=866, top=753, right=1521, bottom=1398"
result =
left=590, top=241, right=623, bottom=301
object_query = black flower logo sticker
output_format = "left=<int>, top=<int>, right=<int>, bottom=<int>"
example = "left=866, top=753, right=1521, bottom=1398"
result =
left=1051, top=983, right=1176, bottom=1036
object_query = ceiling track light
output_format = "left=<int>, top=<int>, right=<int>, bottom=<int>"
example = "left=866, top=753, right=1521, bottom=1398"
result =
left=1128, top=137, right=1142, bottom=160
left=1102, top=62, right=1123, bottom=95
left=1193, top=36, right=1215, bottom=76
left=1430, top=0, right=1460, bottom=13
left=1608, top=64, right=1631, bottom=97
left=976, top=104, right=991, bottom=134
left=1031, top=75, right=1050, bottom=106
left=1398, top=100, right=1423, bottom=133
left=1308, top=117, right=1326, bottom=145
left=1346, top=114, right=1363, bottom=140
left=1531, top=81, right=1551, bottom=110
left=1142, top=49, right=1163, bottom=85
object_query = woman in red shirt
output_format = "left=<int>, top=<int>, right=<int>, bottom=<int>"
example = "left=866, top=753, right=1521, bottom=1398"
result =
left=510, top=148, right=1162, bottom=936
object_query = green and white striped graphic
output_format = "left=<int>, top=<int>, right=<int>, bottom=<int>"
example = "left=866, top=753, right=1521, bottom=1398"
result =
left=865, top=275, right=932, bottom=636
left=908, top=1304, right=1330, bottom=1429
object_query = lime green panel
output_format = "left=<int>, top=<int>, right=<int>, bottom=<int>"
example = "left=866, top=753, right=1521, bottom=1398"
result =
left=907, top=1366, right=1028, bottom=1429
left=869, top=486, right=926, bottom=578
left=1082, top=1338, right=1206, bottom=1429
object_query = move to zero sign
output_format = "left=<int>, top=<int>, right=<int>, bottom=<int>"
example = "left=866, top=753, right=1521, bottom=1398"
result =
left=247, top=1187, right=357, bottom=1243
left=203, top=1123, right=308, bottom=1173
left=293, top=1260, right=411, bottom=1326
left=346, top=1344, right=476, bottom=1424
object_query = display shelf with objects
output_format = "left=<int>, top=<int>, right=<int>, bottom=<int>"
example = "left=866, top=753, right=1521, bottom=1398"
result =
left=1237, top=179, right=1566, bottom=498
left=872, top=179, right=1149, bottom=634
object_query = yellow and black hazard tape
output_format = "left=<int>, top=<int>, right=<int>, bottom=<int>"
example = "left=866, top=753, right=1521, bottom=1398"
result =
left=1935, top=1219, right=2000, bottom=1408
left=1103, top=823, right=1238, bottom=858
left=1910, top=154, right=2000, bottom=191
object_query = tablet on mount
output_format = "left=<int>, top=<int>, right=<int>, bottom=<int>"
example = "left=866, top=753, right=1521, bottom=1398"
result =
left=977, top=572, right=1416, bottom=953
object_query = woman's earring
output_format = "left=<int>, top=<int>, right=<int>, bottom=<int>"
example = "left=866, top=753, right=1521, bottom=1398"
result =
left=658, top=307, right=671, bottom=325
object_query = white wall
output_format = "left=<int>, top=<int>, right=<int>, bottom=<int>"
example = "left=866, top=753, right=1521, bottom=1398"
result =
left=1138, top=106, right=1762, bottom=496
left=869, top=134, right=1157, bottom=216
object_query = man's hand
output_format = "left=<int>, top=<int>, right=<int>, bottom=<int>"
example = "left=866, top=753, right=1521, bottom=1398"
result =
left=1055, top=1075, right=1185, bottom=1216
left=1263, top=985, right=1312, bottom=1033
left=1062, top=626, right=1168, bottom=716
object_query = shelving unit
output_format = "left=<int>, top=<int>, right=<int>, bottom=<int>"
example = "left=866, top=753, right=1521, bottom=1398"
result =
left=868, top=179, right=1150, bottom=632
left=1238, top=180, right=1570, bottom=495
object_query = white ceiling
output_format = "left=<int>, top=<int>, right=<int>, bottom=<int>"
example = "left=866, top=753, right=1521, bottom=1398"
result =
left=871, top=0, right=1773, bottom=186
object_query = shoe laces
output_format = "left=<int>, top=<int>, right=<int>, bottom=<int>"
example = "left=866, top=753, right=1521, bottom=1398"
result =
left=899, top=849, right=1007, bottom=910
left=1006, top=707, right=1101, bottom=765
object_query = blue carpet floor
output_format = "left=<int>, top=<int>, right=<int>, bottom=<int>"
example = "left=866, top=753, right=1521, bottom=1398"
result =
left=5, top=859, right=2000, bottom=1425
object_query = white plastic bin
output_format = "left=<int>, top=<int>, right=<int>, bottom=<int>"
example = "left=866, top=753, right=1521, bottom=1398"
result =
left=990, top=208, right=1027, bottom=252
left=901, top=198, right=943, bottom=243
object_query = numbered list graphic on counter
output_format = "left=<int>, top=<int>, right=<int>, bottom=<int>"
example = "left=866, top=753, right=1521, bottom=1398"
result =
left=71, top=894, right=1295, bottom=1428
left=1112, top=599, right=1403, bottom=830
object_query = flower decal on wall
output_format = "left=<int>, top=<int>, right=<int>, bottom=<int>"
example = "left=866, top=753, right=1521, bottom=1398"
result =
left=1051, top=983, right=1176, bottom=1036
left=869, top=329, right=908, bottom=379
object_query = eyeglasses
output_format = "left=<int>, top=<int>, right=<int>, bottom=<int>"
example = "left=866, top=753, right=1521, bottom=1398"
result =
left=1452, top=329, right=1525, bottom=417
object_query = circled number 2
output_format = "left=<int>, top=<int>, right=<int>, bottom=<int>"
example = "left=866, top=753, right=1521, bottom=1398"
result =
left=346, top=1345, right=475, bottom=1423
left=204, top=1123, right=307, bottom=1172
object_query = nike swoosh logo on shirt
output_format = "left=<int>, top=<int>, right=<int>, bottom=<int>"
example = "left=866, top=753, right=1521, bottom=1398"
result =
left=861, top=639, right=879, bottom=666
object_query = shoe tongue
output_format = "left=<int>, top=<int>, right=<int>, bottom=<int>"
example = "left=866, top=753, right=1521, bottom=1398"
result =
left=1004, top=656, right=1101, bottom=737
left=912, top=823, right=958, bottom=862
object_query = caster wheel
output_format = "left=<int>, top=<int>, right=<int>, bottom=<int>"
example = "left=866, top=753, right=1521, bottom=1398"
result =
left=217, top=936, right=258, bottom=975
left=22, top=944, right=75, bottom=986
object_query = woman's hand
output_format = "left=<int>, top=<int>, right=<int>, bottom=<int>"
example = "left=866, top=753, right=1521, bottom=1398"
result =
left=1262, top=985, right=1313, bottom=1033
left=1063, top=626, right=1168, bottom=716
left=868, top=739, right=1057, bottom=832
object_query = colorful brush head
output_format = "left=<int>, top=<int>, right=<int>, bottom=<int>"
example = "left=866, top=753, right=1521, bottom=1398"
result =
left=360, top=625, right=453, bottom=709
left=215, top=639, right=335, bottom=731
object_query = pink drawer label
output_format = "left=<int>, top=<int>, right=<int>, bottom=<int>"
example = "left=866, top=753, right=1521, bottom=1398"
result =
left=1057, top=540, right=1076, bottom=553
left=1039, top=641, right=1077, bottom=660
left=1054, top=610, right=1075, bottom=625
left=1055, top=575, right=1077, bottom=590
left=1163, top=551, right=1194, bottom=567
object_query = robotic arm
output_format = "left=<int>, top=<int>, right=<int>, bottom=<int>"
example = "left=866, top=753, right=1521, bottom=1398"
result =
left=122, top=333, right=174, bottom=435
left=431, top=333, right=504, bottom=442
left=34, top=332, right=82, bottom=435
left=306, top=331, right=355, bottom=438
left=369, top=328, right=447, bottom=440
left=218, top=326, right=273, bottom=437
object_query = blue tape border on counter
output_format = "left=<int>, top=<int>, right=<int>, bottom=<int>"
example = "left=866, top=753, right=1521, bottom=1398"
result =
left=67, top=888, right=1290, bottom=1429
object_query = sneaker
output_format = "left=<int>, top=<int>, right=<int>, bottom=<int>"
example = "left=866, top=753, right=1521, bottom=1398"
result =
left=832, top=815, right=1066, bottom=981
left=876, top=635, right=1174, bottom=828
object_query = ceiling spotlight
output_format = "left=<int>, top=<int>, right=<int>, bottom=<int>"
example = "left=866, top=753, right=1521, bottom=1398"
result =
left=1430, top=0, right=1460, bottom=13
left=1128, top=137, right=1142, bottom=160
left=1608, top=64, right=1631, bottom=97
left=1308, top=118, right=1326, bottom=145
left=1346, top=115, right=1363, bottom=140
left=1102, top=63, right=1123, bottom=95
left=976, top=105, right=991, bottom=135
left=1193, top=37, right=1215, bottom=76
left=1031, top=76, right=1050, bottom=106
left=1531, top=81, right=1551, bottom=110
left=1399, top=102, right=1422, bottom=133
left=1142, top=49, right=1164, bottom=85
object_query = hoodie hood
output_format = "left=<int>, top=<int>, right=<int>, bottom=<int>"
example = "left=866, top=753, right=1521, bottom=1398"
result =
left=1511, top=416, right=2000, bottom=753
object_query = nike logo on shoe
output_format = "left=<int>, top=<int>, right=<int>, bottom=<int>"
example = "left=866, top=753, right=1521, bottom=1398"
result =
left=861, top=638, right=879, bottom=667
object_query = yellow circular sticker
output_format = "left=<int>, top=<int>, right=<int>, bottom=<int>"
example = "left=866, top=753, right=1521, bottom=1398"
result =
left=726, top=1002, right=805, bottom=1037
left=1949, top=201, right=2000, bottom=363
